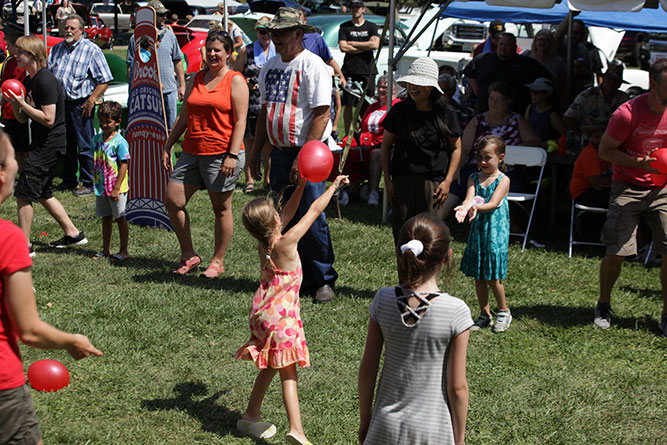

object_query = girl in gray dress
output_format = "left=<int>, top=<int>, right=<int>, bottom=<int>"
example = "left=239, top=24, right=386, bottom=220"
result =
left=358, top=213, right=473, bottom=445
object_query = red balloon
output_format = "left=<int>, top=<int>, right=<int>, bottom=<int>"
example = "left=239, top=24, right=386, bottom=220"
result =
left=28, top=359, right=70, bottom=392
left=1, top=79, right=26, bottom=98
left=298, top=140, right=334, bottom=183
left=651, top=172, right=667, bottom=187
left=650, top=148, right=667, bottom=174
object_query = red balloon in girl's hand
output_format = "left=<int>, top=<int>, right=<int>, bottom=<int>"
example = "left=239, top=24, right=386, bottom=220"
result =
left=1, top=79, right=26, bottom=98
left=298, top=140, right=334, bottom=183
left=649, top=148, right=667, bottom=174
left=28, top=359, right=70, bottom=392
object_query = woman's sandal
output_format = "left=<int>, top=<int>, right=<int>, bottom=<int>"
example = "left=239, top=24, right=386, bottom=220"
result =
left=92, top=251, right=109, bottom=260
left=200, top=262, right=224, bottom=279
left=243, top=182, right=255, bottom=194
left=172, top=255, right=202, bottom=275
left=286, top=432, right=313, bottom=445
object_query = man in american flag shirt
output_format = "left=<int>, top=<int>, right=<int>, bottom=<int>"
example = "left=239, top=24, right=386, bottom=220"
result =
left=251, top=7, right=337, bottom=303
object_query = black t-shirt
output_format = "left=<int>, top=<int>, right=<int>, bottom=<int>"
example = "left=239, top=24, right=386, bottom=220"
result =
left=381, top=100, right=461, bottom=182
left=462, top=52, right=552, bottom=115
left=23, top=68, right=66, bottom=153
left=338, top=19, right=379, bottom=76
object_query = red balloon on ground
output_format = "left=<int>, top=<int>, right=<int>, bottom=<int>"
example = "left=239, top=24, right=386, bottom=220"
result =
left=649, top=148, right=667, bottom=174
left=1, top=79, right=26, bottom=98
left=28, top=359, right=70, bottom=392
left=298, top=140, right=334, bottom=183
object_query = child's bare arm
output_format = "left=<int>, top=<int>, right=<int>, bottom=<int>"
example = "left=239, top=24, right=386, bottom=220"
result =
left=447, top=329, right=470, bottom=445
left=454, top=177, right=476, bottom=223
left=4, top=269, right=103, bottom=359
left=475, top=175, right=510, bottom=212
left=111, top=159, right=128, bottom=201
left=358, top=316, right=383, bottom=444
left=280, top=178, right=306, bottom=228
left=281, top=175, right=349, bottom=247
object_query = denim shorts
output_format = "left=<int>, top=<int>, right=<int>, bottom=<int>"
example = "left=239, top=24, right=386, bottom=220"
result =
left=96, top=193, right=128, bottom=219
left=0, top=384, right=42, bottom=445
left=170, top=150, right=245, bottom=193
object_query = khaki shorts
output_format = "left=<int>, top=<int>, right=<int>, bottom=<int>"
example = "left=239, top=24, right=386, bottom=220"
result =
left=170, top=151, right=245, bottom=193
left=601, top=182, right=667, bottom=256
left=0, top=384, right=42, bottom=445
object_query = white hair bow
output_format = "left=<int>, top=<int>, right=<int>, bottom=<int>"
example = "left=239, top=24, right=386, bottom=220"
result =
left=400, top=240, right=424, bottom=257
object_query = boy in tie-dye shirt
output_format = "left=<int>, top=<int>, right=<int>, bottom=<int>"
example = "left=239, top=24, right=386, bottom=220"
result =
left=92, top=101, right=130, bottom=261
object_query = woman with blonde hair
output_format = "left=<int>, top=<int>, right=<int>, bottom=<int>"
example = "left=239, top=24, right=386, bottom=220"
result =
left=5, top=35, right=88, bottom=254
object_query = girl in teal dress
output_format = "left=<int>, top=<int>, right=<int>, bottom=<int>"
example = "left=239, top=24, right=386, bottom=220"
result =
left=455, top=135, right=512, bottom=333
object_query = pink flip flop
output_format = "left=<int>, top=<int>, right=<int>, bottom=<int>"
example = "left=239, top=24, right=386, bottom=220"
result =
left=200, top=262, right=224, bottom=279
left=172, top=255, right=202, bottom=275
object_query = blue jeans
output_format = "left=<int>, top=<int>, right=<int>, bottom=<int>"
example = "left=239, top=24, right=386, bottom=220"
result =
left=163, top=89, right=178, bottom=131
left=270, top=147, right=337, bottom=289
left=62, top=98, right=94, bottom=188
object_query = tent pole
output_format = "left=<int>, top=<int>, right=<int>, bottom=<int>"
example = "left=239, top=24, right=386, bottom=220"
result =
left=566, top=10, right=573, bottom=104
left=394, top=1, right=451, bottom=65
left=382, top=0, right=397, bottom=223
left=42, top=2, right=47, bottom=49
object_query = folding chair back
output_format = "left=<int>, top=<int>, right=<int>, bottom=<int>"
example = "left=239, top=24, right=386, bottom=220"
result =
left=505, top=145, right=547, bottom=251
left=568, top=201, right=607, bottom=257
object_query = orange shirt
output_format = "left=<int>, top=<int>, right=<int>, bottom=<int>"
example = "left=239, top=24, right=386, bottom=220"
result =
left=182, top=69, right=245, bottom=155
left=570, top=143, right=611, bottom=199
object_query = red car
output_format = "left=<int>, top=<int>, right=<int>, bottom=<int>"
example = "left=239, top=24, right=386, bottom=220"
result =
left=46, top=2, right=113, bottom=49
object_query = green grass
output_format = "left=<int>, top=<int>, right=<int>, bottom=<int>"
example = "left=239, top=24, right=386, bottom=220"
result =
left=2, top=183, right=666, bottom=444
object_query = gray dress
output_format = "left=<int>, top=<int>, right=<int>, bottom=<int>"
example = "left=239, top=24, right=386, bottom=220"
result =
left=365, top=286, right=473, bottom=445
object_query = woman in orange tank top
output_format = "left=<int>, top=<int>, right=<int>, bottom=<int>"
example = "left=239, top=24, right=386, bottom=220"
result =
left=162, top=30, right=249, bottom=278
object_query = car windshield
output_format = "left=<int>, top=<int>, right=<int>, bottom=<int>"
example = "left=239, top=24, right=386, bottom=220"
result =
left=92, top=5, right=116, bottom=13
left=187, top=18, right=218, bottom=29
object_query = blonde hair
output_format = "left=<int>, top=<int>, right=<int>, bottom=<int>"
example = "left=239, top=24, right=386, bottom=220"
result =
left=242, top=197, right=281, bottom=267
left=16, top=35, right=47, bottom=68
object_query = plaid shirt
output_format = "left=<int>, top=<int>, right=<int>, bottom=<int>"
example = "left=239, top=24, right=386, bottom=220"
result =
left=48, top=37, right=113, bottom=101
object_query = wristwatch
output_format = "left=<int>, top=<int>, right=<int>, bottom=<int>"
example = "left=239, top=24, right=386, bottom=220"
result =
left=226, top=152, right=239, bottom=160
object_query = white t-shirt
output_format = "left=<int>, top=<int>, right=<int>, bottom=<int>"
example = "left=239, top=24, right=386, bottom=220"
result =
left=259, top=49, right=332, bottom=147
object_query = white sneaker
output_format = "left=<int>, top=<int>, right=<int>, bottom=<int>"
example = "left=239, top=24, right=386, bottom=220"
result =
left=493, top=310, right=512, bottom=333
left=368, top=189, right=379, bottom=206
left=337, top=190, right=349, bottom=207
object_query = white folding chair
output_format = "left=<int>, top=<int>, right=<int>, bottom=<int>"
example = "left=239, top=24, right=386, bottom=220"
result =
left=504, top=145, right=548, bottom=251
left=568, top=201, right=608, bottom=257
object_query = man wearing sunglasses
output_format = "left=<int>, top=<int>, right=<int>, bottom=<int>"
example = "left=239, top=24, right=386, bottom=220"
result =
left=126, top=0, right=185, bottom=131
left=48, top=14, right=113, bottom=196
left=251, top=8, right=338, bottom=303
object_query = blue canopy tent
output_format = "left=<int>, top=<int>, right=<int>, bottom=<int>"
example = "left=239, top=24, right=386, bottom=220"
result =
left=440, top=0, right=667, bottom=33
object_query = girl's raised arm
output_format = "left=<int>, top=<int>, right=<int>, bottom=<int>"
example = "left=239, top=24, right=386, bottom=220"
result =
left=281, top=175, right=349, bottom=248
left=358, top=316, right=384, bottom=444
left=447, top=329, right=470, bottom=445
left=280, top=177, right=306, bottom=228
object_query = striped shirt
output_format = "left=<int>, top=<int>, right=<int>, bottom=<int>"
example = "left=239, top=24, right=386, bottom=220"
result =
left=364, top=286, right=473, bottom=445
left=48, top=37, right=113, bottom=101
left=258, top=49, right=331, bottom=147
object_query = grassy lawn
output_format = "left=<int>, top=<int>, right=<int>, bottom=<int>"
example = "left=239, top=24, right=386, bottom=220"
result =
left=2, top=181, right=666, bottom=444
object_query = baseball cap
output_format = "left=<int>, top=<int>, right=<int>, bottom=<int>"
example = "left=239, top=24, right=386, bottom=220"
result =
left=489, top=19, right=505, bottom=38
left=525, top=77, right=554, bottom=95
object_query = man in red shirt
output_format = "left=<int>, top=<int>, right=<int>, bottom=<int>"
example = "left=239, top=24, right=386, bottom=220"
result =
left=595, top=59, right=667, bottom=336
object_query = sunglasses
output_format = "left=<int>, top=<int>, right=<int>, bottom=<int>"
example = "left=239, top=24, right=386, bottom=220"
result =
left=256, top=28, right=269, bottom=35
left=208, top=29, right=229, bottom=37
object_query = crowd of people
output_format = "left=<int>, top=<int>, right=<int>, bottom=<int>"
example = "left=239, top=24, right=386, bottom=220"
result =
left=1, top=3, right=667, bottom=444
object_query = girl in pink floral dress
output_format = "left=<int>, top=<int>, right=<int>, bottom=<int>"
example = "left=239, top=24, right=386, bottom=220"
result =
left=235, top=174, right=348, bottom=445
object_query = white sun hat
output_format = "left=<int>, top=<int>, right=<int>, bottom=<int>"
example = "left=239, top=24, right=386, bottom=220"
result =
left=397, top=57, right=443, bottom=94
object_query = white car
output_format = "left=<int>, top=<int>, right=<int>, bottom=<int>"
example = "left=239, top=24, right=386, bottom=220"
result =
left=89, top=3, right=132, bottom=32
